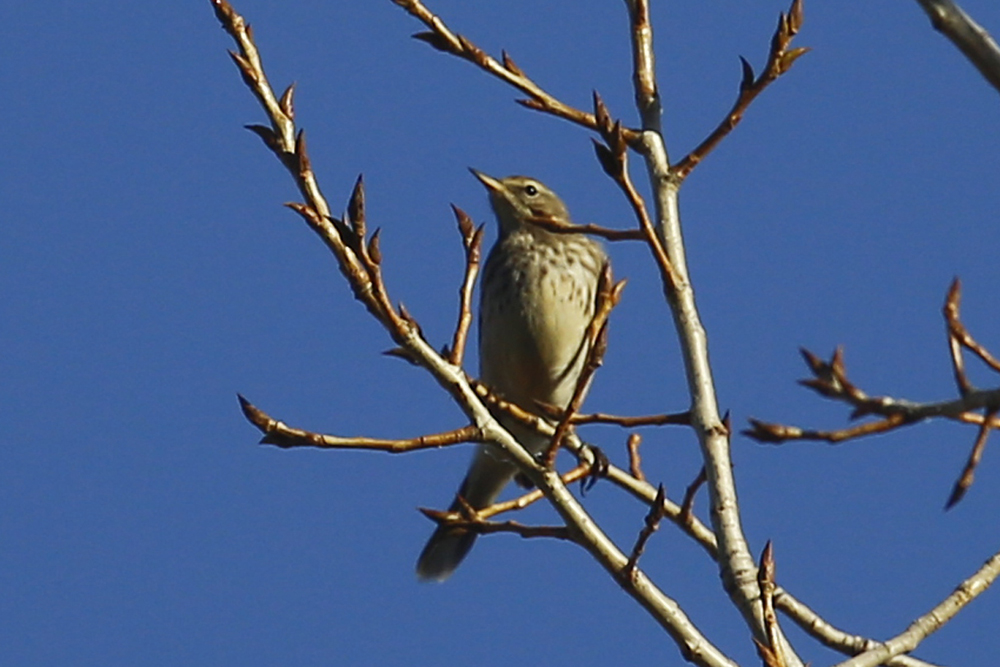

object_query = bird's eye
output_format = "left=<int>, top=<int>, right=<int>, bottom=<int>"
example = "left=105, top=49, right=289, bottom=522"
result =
left=524, top=184, right=539, bottom=197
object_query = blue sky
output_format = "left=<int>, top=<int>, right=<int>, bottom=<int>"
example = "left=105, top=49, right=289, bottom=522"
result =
left=2, top=1, right=998, bottom=665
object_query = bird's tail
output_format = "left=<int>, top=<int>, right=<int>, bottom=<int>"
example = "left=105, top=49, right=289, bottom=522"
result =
left=415, top=448, right=517, bottom=582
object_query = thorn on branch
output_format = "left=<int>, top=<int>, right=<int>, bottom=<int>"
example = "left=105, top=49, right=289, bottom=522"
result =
left=411, top=31, right=454, bottom=53
left=592, top=90, right=613, bottom=136
left=294, top=129, right=310, bottom=174
left=580, top=446, right=610, bottom=495
left=778, top=47, right=811, bottom=75
left=501, top=50, right=523, bottom=76
left=367, top=228, right=383, bottom=265
left=592, top=139, right=622, bottom=179
left=228, top=50, right=257, bottom=88
left=347, top=174, right=366, bottom=241
left=456, top=35, right=485, bottom=64
left=515, top=97, right=547, bottom=112
left=384, top=346, right=420, bottom=365
left=398, top=302, right=421, bottom=335
left=244, top=124, right=280, bottom=153
left=739, top=56, right=755, bottom=91
left=279, top=82, right=296, bottom=119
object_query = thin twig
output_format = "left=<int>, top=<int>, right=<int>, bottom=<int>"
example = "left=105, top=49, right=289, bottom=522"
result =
left=621, top=484, right=667, bottom=580
left=944, top=278, right=1000, bottom=378
left=680, top=466, right=708, bottom=525
left=945, top=407, right=997, bottom=509
left=419, top=507, right=573, bottom=540
left=571, top=410, right=690, bottom=427
left=474, top=463, right=591, bottom=519
left=774, top=591, right=942, bottom=667
left=626, top=433, right=646, bottom=482
left=390, top=0, right=641, bottom=143
left=591, top=93, right=680, bottom=294
left=238, top=395, right=482, bottom=451
left=745, top=344, right=1000, bottom=445
left=671, top=0, right=809, bottom=180
left=448, top=205, right=484, bottom=366
left=544, top=264, right=625, bottom=466
left=524, top=213, right=646, bottom=241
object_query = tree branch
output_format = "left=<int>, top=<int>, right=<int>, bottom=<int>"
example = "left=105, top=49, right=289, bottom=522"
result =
left=238, top=395, right=482, bottom=451
left=914, top=0, right=1000, bottom=94
left=213, top=3, right=738, bottom=663
left=623, top=0, right=803, bottom=662
left=391, top=0, right=641, bottom=143
left=832, top=547, right=1000, bottom=667
left=446, top=205, right=483, bottom=366
left=671, top=0, right=809, bottom=180
left=774, top=592, right=942, bottom=667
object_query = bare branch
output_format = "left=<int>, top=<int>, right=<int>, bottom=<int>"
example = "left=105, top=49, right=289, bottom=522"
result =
left=944, top=278, right=1000, bottom=379
left=626, top=0, right=662, bottom=132
left=214, top=5, right=738, bottom=661
left=622, top=0, right=801, bottom=661
left=478, top=463, right=592, bottom=519
left=680, top=466, right=708, bottom=526
left=832, top=548, right=1000, bottom=667
left=775, top=591, right=943, bottom=667
left=524, top=212, right=646, bottom=242
left=419, top=508, right=573, bottom=541
left=626, top=433, right=646, bottom=482
left=914, top=0, right=1000, bottom=94
left=745, top=344, right=1000, bottom=446
left=621, top=484, right=667, bottom=580
left=238, top=395, right=482, bottom=452
left=944, top=278, right=974, bottom=395
left=570, top=410, right=691, bottom=427
left=392, top=0, right=641, bottom=142
left=563, top=430, right=938, bottom=666
left=945, top=408, right=997, bottom=509
left=591, top=93, right=681, bottom=293
left=671, top=0, right=809, bottom=180
left=447, top=205, right=483, bottom=366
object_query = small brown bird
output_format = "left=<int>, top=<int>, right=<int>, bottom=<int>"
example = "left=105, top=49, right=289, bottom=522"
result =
left=416, top=170, right=608, bottom=581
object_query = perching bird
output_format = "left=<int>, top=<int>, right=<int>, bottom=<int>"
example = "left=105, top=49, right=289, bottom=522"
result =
left=416, top=170, right=608, bottom=581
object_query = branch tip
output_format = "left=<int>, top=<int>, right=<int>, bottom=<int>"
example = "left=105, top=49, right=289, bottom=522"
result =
left=501, top=49, right=523, bottom=76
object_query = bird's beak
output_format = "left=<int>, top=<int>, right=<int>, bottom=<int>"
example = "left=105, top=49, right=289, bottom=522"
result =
left=469, top=168, right=504, bottom=194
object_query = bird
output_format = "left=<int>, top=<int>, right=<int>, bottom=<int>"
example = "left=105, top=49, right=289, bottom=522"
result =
left=416, top=170, right=608, bottom=581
